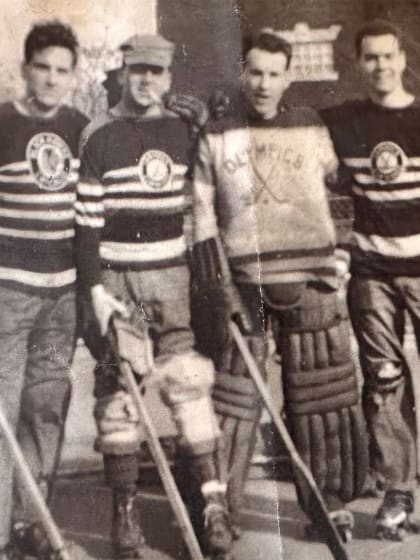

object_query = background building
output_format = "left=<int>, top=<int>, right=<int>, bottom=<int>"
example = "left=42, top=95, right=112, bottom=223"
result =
left=160, top=0, right=420, bottom=107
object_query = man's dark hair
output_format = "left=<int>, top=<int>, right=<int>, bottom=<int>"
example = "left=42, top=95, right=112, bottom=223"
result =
left=242, top=30, right=292, bottom=69
left=24, top=20, right=79, bottom=66
left=355, top=19, right=402, bottom=58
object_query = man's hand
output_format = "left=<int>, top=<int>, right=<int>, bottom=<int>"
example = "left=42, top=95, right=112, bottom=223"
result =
left=90, top=284, right=128, bottom=336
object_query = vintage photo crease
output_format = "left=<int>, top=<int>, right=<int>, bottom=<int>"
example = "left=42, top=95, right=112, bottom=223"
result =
left=0, top=1, right=420, bottom=560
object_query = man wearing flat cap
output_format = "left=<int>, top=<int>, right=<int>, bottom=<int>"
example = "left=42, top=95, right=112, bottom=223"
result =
left=75, top=34, right=233, bottom=559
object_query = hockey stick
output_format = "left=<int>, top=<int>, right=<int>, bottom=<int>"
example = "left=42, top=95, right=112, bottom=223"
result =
left=109, top=318, right=205, bottom=560
left=229, top=321, right=350, bottom=560
left=0, top=400, right=93, bottom=560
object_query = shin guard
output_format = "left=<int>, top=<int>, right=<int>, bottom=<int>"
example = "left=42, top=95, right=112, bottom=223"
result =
left=213, top=336, right=266, bottom=526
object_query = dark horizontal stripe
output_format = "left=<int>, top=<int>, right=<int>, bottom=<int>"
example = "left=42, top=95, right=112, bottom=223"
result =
left=348, top=164, right=420, bottom=174
left=0, top=216, right=74, bottom=231
left=0, top=244, right=74, bottom=273
left=0, top=257, right=75, bottom=275
left=346, top=165, right=370, bottom=173
left=229, top=245, right=335, bottom=266
left=0, top=181, right=76, bottom=194
left=0, top=278, right=75, bottom=295
left=353, top=197, right=420, bottom=237
left=0, top=236, right=73, bottom=253
left=103, top=175, right=139, bottom=185
left=102, top=173, right=187, bottom=186
left=101, top=255, right=186, bottom=272
left=0, top=167, right=78, bottom=178
left=104, top=188, right=186, bottom=200
left=0, top=170, right=30, bottom=177
left=354, top=178, right=420, bottom=192
left=261, top=266, right=337, bottom=277
left=0, top=200, right=74, bottom=211
left=350, top=247, right=420, bottom=277
left=102, top=213, right=184, bottom=243
left=77, top=194, right=103, bottom=204
left=104, top=205, right=187, bottom=218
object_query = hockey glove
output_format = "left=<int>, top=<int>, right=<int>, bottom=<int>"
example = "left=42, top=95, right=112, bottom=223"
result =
left=164, top=93, right=209, bottom=135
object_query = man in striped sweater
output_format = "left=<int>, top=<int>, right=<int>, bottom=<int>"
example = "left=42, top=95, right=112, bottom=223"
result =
left=322, top=19, right=420, bottom=538
left=0, top=21, right=88, bottom=559
left=76, top=34, right=233, bottom=559
left=192, top=29, right=368, bottom=541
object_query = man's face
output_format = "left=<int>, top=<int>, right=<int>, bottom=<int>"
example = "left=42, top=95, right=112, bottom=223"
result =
left=122, top=63, right=171, bottom=108
left=22, top=46, right=75, bottom=109
left=242, top=47, right=289, bottom=119
left=358, top=34, right=405, bottom=95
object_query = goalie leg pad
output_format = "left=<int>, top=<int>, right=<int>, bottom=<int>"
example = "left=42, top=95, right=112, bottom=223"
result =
left=272, top=285, right=368, bottom=509
left=213, top=335, right=266, bottom=526
left=158, top=350, right=221, bottom=456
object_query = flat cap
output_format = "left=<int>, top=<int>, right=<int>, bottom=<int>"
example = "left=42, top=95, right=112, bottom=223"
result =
left=121, top=34, right=175, bottom=67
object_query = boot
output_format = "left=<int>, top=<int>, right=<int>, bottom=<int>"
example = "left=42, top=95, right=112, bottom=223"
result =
left=375, top=489, right=418, bottom=541
left=10, top=521, right=52, bottom=559
left=111, top=485, right=145, bottom=559
left=203, top=492, right=233, bottom=560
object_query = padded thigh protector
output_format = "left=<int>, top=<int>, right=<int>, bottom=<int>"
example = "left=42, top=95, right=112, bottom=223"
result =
left=273, top=287, right=368, bottom=509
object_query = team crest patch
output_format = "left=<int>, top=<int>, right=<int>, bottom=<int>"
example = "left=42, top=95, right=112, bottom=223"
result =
left=139, top=150, right=173, bottom=189
left=370, top=141, right=406, bottom=183
left=26, top=133, right=72, bottom=191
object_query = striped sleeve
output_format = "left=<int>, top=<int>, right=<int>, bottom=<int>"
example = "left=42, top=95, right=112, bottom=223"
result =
left=192, top=133, right=219, bottom=243
left=75, top=139, right=105, bottom=291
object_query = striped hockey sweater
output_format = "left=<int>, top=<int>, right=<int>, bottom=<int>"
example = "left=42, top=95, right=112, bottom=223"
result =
left=193, top=104, right=338, bottom=285
left=0, top=101, right=88, bottom=292
left=76, top=114, right=191, bottom=289
left=322, top=99, right=420, bottom=277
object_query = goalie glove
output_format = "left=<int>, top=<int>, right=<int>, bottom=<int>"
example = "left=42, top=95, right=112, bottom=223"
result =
left=190, top=237, right=252, bottom=341
left=164, top=93, right=209, bottom=135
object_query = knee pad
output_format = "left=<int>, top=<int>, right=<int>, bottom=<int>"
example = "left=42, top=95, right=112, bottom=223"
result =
left=94, top=390, right=142, bottom=455
left=369, top=362, right=404, bottom=397
left=158, top=350, right=220, bottom=455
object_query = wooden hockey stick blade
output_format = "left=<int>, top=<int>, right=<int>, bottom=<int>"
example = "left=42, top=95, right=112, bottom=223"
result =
left=0, top=400, right=71, bottom=560
left=229, top=321, right=350, bottom=560
left=117, top=359, right=205, bottom=560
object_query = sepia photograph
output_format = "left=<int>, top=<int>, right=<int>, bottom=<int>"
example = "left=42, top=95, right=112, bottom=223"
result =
left=0, top=1, right=420, bottom=559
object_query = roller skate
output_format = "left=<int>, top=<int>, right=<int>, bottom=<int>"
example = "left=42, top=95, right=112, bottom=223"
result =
left=375, top=489, right=419, bottom=541
left=330, top=510, right=354, bottom=543
left=304, top=509, right=354, bottom=543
